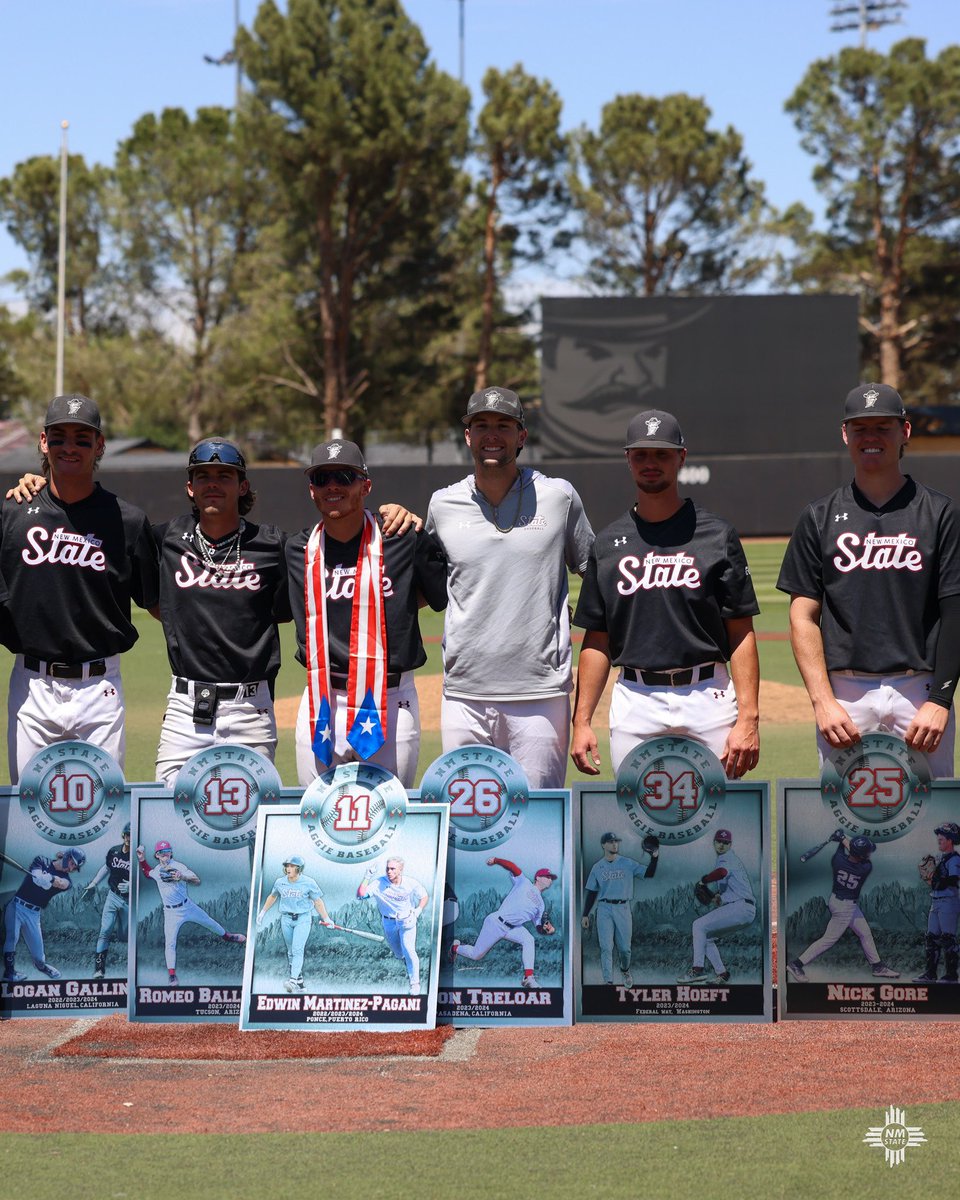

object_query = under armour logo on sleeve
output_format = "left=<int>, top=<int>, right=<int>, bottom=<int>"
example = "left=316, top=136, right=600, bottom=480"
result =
left=834, top=513, right=848, bottom=522
left=614, top=537, right=628, bottom=546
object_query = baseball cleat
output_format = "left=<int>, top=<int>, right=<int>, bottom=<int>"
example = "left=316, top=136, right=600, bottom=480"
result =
left=409, top=982, right=420, bottom=996
left=912, top=972, right=938, bottom=983
left=3, top=968, right=26, bottom=983
left=871, top=962, right=899, bottom=978
left=786, top=959, right=807, bottom=982
left=448, top=939, right=460, bottom=963
left=522, top=976, right=539, bottom=989
left=223, top=932, right=246, bottom=944
left=621, top=969, right=633, bottom=987
left=168, top=973, right=178, bottom=984
left=284, top=977, right=298, bottom=993
left=34, top=962, right=61, bottom=980
left=713, top=970, right=731, bottom=983
left=677, top=966, right=706, bottom=983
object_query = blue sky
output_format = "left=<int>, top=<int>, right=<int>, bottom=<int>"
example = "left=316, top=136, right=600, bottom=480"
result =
left=0, top=0, right=954, bottom=303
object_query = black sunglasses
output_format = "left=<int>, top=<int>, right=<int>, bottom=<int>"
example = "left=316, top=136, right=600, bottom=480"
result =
left=310, top=468, right=365, bottom=486
left=188, top=439, right=247, bottom=471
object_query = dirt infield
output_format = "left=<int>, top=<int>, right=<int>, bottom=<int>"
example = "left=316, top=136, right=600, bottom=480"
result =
left=274, top=676, right=812, bottom=730
left=1, top=1015, right=955, bottom=1134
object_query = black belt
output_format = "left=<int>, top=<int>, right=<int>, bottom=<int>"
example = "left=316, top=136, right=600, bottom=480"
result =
left=497, top=915, right=522, bottom=929
left=15, top=898, right=41, bottom=912
left=600, top=899, right=628, bottom=904
left=175, top=677, right=261, bottom=701
left=622, top=663, right=716, bottom=687
left=330, top=671, right=401, bottom=690
left=24, top=655, right=106, bottom=679
left=286, top=912, right=302, bottom=921
left=164, top=900, right=187, bottom=910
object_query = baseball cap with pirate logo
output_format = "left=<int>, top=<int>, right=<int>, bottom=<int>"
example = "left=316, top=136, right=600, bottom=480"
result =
left=843, top=382, right=906, bottom=421
left=625, top=409, right=685, bottom=450
left=43, top=393, right=102, bottom=432
left=305, top=439, right=368, bottom=477
left=462, top=386, right=525, bottom=427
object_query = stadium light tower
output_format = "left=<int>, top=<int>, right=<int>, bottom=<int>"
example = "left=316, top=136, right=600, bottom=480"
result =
left=453, top=0, right=466, bottom=83
left=829, top=0, right=908, bottom=48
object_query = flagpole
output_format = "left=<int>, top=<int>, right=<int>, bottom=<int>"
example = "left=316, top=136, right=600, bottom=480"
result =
left=55, top=120, right=69, bottom=395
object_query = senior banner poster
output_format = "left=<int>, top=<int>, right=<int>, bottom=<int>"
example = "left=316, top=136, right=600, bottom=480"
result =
left=417, top=746, right=573, bottom=1027
left=575, top=736, right=771, bottom=1023
left=128, top=745, right=283, bottom=1022
left=780, top=733, right=959, bottom=1020
left=0, top=741, right=135, bottom=1018
left=239, top=763, right=449, bottom=1032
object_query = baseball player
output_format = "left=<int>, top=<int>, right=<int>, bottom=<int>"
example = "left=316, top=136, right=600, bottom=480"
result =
left=572, top=410, right=760, bottom=779
left=581, top=831, right=658, bottom=986
left=256, top=854, right=332, bottom=993
left=787, top=832, right=899, bottom=982
left=3, top=847, right=85, bottom=981
left=135, top=840, right=246, bottom=984
left=357, top=857, right=429, bottom=995
left=678, top=828, right=756, bottom=984
left=81, top=822, right=131, bottom=978
left=450, top=857, right=557, bottom=988
left=777, top=382, right=960, bottom=777
left=915, top=821, right=960, bottom=984
left=286, top=440, right=448, bottom=785
left=0, top=394, right=160, bottom=780
left=425, top=387, right=595, bottom=788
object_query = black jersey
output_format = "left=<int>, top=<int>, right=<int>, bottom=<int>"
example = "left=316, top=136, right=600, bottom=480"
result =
left=155, top=516, right=291, bottom=683
left=829, top=846, right=872, bottom=901
left=0, top=484, right=159, bottom=661
left=16, top=857, right=74, bottom=908
left=573, top=499, right=759, bottom=669
left=777, top=478, right=960, bottom=673
left=285, top=519, right=447, bottom=674
left=102, top=842, right=130, bottom=897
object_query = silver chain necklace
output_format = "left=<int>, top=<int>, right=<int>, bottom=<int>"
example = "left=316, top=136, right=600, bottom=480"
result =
left=194, top=520, right=245, bottom=579
left=485, top=476, right=525, bottom=534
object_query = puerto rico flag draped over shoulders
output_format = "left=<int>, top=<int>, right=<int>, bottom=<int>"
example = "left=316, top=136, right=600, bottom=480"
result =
left=304, top=511, right=388, bottom=765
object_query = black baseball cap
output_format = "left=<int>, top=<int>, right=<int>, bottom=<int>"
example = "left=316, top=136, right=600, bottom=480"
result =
left=462, top=386, right=525, bottom=427
left=306, top=440, right=368, bottom=476
left=600, top=831, right=621, bottom=845
left=44, top=394, right=101, bottom=432
left=843, top=383, right=906, bottom=421
left=188, top=438, right=247, bottom=473
left=625, top=409, right=685, bottom=449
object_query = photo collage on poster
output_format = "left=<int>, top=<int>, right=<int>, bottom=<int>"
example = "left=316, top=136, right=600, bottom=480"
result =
left=3, top=733, right=958, bottom=1024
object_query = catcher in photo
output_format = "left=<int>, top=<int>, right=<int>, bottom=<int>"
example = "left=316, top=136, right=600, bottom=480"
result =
left=914, top=821, right=960, bottom=984
left=136, top=840, right=246, bottom=985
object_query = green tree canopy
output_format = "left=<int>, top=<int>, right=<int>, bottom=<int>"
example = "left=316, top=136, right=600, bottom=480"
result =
left=786, top=38, right=960, bottom=395
left=238, top=0, right=470, bottom=439
left=569, top=92, right=767, bottom=295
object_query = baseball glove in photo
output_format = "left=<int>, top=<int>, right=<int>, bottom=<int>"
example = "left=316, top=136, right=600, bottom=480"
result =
left=641, top=834, right=660, bottom=854
left=918, top=855, right=937, bottom=885
left=694, top=880, right=715, bottom=906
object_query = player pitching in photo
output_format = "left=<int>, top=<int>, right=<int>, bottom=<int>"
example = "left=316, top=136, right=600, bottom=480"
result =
left=256, top=854, right=333, bottom=993
left=450, top=858, right=557, bottom=989
left=677, top=828, right=756, bottom=984
left=357, top=857, right=429, bottom=995
left=787, top=832, right=899, bottom=983
left=3, top=848, right=85, bottom=981
left=136, top=840, right=246, bottom=984
left=581, top=831, right=658, bottom=986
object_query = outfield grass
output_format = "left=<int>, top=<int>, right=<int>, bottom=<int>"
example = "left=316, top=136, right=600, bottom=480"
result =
left=2, top=1102, right=955, bottom=1200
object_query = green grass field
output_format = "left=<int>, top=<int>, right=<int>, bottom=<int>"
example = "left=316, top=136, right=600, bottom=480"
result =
left=4, top=539, right=924, bottom=1198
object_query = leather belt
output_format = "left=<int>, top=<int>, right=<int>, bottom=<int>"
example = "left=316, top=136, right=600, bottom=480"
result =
left=24, top=655, right=106, bottom=680
left=600, top=899, right=628, bottom=904
left=175, top=677, right=261, bottom=701
left=497, top=915, right=522, bottom=928
left=622, top=663, right=716, bottom=687
left=164, top=900, right=187, bottom=910
left=16, top=898, right=41, bottom=912
left=330, top=671, right=401, bottom=690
